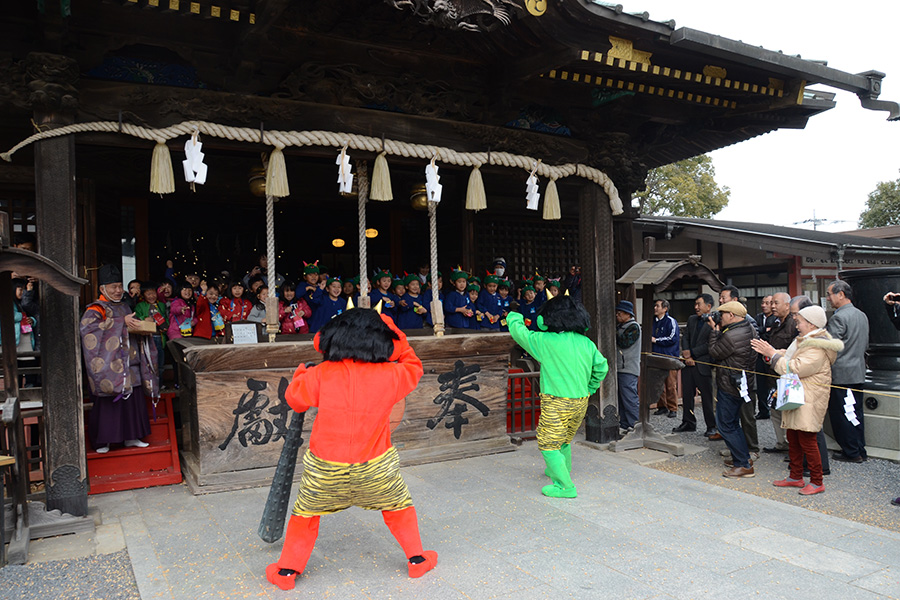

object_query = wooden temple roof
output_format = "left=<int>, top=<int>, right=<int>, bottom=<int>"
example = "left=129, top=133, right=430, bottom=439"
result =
left=0, top=0, right=896, bottom=198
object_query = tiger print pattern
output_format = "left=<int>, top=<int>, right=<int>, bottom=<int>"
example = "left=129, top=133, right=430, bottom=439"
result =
left=291, top=447, right=413, bottom=517
left=536, top=393, right=589, bottom=451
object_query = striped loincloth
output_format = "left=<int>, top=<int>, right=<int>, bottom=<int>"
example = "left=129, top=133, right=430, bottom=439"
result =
left=536, top=393, right=589, bottom=451
left=292, top=446, right=413, bottom=517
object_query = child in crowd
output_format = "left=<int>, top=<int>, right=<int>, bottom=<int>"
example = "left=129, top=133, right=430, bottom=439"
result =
left=547, top=278, right=561, bottom=299
left=308, top=276, right=347, bottom=333
left=467, top=275, right=481, bottom=294
left=498, top=279, right=512, bottom=332
left=476, top=274, right=502, bottom=331
left=300, top=261, right=320, bottom=302
left=532, top=274, right=547, bottom=309
left=248, top=285, right=269, bottom=324
left=279, top=282, right=311, bottom=334
left=157, top=281, right=174, bottom=309
left=341, top=278, right=357, bottom=300
left=397, top=274, right=428, bottom=330
left=392, top=278, right=406, bottom=302
left=168, top=280, right=198, bottom=339
left=185, top=272, right=203, bottom=297
left=134, top=281, right=168, bottom=379
left=126, top=279, right=141, bottom=310
left=194, top=283, right=225, bottom=340
left=519, top=284, right=539, bottom=331
left=369, top=269, right=398, bottom=321
left=467, top=284, right=482, bottom=330
left=219, top=280, right=253, bottom=322
left=444, top=268, right=474, bottom=329
left=265, top=309, right=436, bottom=590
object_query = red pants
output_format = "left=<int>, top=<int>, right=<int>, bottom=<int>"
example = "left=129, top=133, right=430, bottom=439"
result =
left=658, top=370, right=678, bottom=412
left=787, top=429, right=823, bottom=486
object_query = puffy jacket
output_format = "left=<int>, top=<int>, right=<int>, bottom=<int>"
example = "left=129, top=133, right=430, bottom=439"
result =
left=772, top=330, right=843, bottom=433
left=708, top=318, right=758, bottom=397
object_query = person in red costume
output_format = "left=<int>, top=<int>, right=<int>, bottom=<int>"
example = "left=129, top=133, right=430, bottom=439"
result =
left=265, top=308, right=438, bottom=590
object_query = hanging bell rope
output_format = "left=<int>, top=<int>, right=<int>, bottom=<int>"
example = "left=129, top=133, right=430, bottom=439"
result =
left=0, top=120, right=623, bottom=215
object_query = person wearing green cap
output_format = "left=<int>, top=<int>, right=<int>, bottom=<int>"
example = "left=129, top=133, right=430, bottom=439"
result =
left=444, top=268, right=474, bottom=329
left=507, top=295, right=608, bottom=498
left=308, top=276, right=346, bottom=333
left=466, top=284, right=481, bottom=329
left=397, top=274, right=428, bottom=329
left=476, top=274, right=502, bottom=330
left=520, top=285, right=539, bottom=330
left=369, top=268, right=399, bottom=322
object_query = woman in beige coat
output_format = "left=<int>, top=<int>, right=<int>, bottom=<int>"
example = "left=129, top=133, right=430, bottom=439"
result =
left=751, top=305, right=843, bottom=496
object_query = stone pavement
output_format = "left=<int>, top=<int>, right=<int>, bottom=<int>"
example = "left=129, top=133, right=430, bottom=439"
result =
left=9, top=439, right=900, bottom=600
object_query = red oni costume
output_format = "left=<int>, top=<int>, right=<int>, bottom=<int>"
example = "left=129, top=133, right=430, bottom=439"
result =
left=266, top=313, right=437, bottom=590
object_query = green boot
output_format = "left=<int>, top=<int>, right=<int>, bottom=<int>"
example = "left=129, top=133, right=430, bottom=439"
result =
left=540, top=450, right=577, bottom=498
left=543, top=443, right=573, bottom=479
left=560, top=443, right=572, bottom=473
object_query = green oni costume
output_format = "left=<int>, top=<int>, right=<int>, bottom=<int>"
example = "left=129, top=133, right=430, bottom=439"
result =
left=507, top=310, right=608, bottom=498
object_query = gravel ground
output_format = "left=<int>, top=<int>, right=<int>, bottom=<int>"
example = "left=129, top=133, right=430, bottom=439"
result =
left=643, top=410, right=900, bottom=533
left=0, top=549, right=139, bottom=600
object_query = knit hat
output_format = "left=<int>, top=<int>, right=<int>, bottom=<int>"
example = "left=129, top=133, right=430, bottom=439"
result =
left=798, top=305, right=827, bottom=329
left=373, top=268, right=392, bottom=281
left=498, top=279, right=510, bottom=290
left=521, top=284, right=536, bottom=294
left=483, top=274, right=500, bottom=286
left=302, top=261, right=320, bottom=275
left=98, top=264, right=122, bottom=285
left=403, top=273, right=419, bottom=286
left=466, top=283, right=480, bottom=293
left=326, top=275, right=341, bottom=287
left=718, top=301, right=747, bottom=318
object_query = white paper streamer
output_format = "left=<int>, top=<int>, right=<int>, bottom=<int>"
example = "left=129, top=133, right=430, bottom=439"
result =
left=425, top=160, right=442, bottom=203
left=182, top=131, right=207, bottom=185
left=336, top=147, right=353, bottom=194
left=740, top=371, right=752, bottom=403
left=843, top=388, right=860, bottom=426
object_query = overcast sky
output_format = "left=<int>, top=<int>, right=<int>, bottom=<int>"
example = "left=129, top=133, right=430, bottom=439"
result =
left=619, top=1, right=900, bottom=232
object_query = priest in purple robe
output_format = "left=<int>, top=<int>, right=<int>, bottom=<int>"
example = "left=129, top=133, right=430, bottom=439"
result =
left=80, top=265, right=158, bottom=453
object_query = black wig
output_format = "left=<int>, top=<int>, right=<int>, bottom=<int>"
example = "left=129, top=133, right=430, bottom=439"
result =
left=316, top=309, right=399, bottom=363
left=537, top=296, right=591, bottom=335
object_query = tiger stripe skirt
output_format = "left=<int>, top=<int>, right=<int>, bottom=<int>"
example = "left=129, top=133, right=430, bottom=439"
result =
left=291, top=447, right=413, bottom=517
left=536, top=393, right=589, bottom=451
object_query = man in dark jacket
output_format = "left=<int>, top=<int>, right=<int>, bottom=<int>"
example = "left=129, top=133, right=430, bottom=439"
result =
left=708, top=301, right=758, bottom=478
left=762, top=292, right=798, bottom=453
left=673, top=294, right=715, bottom=435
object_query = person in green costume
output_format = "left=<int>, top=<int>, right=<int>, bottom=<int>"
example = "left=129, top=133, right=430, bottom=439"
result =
left=507, top=295, right=609, bottom=498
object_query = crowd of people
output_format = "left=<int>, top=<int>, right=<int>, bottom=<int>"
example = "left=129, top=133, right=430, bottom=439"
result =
left=620, top=280, right=877, bottom=498
left=122, top=257, right=583, bottom=346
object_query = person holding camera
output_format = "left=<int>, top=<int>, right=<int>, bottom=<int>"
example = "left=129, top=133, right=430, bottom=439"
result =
left=708, top=301, right=759, bottom=478
left=673, top=294, right=716, bottom=435
left=762, top=292, right=798, bottom=453
left=242, top=253, right=284, bottom=291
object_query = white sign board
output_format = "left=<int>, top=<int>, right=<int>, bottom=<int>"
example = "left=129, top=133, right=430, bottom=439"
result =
left=231, top=323, right=259, bottom=345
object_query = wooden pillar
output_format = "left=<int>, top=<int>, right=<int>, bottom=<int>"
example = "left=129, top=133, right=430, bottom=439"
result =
left=580, top=184, right=618, bottom=443
left=31, top=52, right=88, bottom=516
left=788, top=255, right=803, bottom=297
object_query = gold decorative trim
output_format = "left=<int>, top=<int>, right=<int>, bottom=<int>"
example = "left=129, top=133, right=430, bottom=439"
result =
left=119, top=0, right=255, bottom=24
left=542, top=70, right=737, bottom=109
left=579, top=50, right=783, bottom=98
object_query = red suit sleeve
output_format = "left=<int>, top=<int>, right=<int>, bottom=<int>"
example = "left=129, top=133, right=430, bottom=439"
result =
left=285, top=362, right=319, bottom=413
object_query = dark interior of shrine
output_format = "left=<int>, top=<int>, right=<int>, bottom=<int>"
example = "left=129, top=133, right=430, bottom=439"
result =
left=69, top=141, right=583, bottom=287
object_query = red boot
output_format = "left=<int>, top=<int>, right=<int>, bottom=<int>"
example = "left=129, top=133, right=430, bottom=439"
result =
left=382, top=507, right=438, bottom=578
left=265, top=515, right=320, bottom=590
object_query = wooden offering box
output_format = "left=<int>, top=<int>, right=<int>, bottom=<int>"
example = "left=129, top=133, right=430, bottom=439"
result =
left=171, top=333, right=516, bottom=494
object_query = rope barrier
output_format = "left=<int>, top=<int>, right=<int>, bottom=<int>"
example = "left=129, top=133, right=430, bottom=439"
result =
left=1, top=119, right=624, bottom=215
left=642, top=351, right=897, bottom=399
